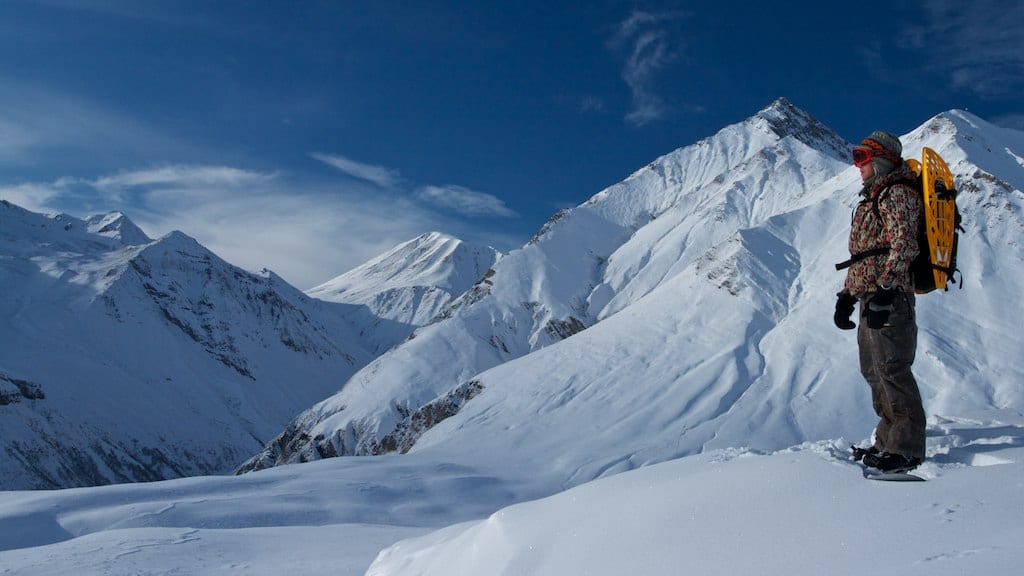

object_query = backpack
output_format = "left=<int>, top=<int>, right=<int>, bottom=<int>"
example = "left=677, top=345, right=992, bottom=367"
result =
left=836, top=147, right=964, bottom=294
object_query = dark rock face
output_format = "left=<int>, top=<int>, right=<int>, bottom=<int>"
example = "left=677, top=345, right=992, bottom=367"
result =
left=0, top=373, right=45, bottom=405
left=238, top=380, right=485, bottom=474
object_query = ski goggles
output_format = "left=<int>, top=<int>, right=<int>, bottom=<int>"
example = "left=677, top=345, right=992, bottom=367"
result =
left=852, top=146, right=879, bottom=167
left=852, top=146, right=898, bottom=167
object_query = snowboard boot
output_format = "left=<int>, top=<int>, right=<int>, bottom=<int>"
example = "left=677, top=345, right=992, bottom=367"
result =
left=850, top=445, right=879, bottom=462
left=861, top=451, right=922, bottom=473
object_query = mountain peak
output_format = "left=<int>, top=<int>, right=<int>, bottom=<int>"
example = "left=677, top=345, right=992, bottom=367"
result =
left=414, top=230, right=456, bottom=245
left=305, top=232, right=499, bottom=334
left=310, top=232, right=497, bottom=297
left=761, top=96, right=797, bottom=114
left=85, top=211, right=152, bottom=246
left=750, top=97, right=850, bottom=160
left=754, top=97, right=809, bottom=128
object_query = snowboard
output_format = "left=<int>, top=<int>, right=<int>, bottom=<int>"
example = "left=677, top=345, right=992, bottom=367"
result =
left=865, top=470, right=926, bottom=482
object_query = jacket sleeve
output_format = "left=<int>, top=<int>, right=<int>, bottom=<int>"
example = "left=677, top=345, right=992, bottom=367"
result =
left=877, top=183, right=920, bottom=288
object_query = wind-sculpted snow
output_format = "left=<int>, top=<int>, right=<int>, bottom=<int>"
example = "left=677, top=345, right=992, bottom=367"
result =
left=1, top=418, right=1021, bottom=575
left=368, top=420, right=1024, bottom=576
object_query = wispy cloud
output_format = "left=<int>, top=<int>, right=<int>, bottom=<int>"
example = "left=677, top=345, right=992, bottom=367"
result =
left=311, top=153, right=403, bottom=188
left=415, top=185, right=517, bottom=218
left=0, top=79, right=190, bottom=168
left=94, top=165, right=274, bottom=190
left=906, top=1, right=1024, bottom=100
left=0, top=182, right=65, bottom=214
left=313, top=153, right=518, bottom=218
left=0, top=73, right=517, bottom=288
left=133, top=182, right=440, bottom=290
left=1, top=163, right=519, bottom=289
left=90, top=165, right=277, bottom=206
left=608, top=10, right=683, bottom=127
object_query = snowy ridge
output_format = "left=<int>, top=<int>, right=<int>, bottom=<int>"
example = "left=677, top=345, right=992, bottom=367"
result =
left=752, top=96, right=852, bottom=159
left=239, top=99, right=853, bottom=470
left=400, top=108, right=1024, bottom=479
left=576, top=98, right=848, bottom=234
left=307, top=232, right=499, bottom=353
left=0, top=206, right=382, bottom=488
left=84, top=211, right=152, bottom=246
left=241, top=103, right=1023, bottom=502
left=0, top=202, right=504, bottom=488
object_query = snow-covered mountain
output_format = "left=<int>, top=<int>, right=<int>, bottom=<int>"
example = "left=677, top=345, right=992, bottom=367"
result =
left=0, top=203, right=388, bottom=489
left=1, top=98, right=1022, bottom=575
left=239, top=97, right=854, bottom=469
left=306, top=232, right=499, bottom=354
left=83, top=211, right=152, bottom=246
left=242, top=99, right=1024, bottom=489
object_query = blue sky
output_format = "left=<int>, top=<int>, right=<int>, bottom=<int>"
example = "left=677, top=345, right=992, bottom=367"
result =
left=1, top=0, right=1021, bottom=289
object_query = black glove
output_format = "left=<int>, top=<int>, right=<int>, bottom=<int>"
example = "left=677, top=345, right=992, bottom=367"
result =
left=834, top=293, right=856, bottom=330
left=866, top=285, right=897, bottom=329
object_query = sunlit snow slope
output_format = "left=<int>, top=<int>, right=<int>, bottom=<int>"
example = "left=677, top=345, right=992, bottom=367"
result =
left=244, top=101, right=1024, bottom=495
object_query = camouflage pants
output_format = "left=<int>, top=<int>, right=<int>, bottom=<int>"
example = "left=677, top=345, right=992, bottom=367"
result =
left=858, top=292, right=927, bottom=460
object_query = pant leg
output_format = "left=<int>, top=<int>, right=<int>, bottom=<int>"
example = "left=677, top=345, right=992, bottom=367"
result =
left=858, top=313, right=892, bottom=451
left=857, top=292, right=926, bottom=460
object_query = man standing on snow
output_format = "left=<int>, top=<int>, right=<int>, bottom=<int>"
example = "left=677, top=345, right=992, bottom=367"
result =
left=833, top=130, right=926, bottom=473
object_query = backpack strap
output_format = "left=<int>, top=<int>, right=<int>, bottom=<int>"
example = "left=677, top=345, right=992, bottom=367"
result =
left=835, top=246, right=890, bottom=271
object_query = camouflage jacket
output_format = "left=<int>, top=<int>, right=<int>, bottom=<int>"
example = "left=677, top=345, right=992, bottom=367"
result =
left=840, top=162, right=921, bottom=297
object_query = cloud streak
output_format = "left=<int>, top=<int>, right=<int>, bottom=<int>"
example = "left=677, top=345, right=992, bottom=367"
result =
left=311, top=153, right=403, bottom=188
left=313, top=153, right=516, bottom=217
left=94, top=165, right=275, bottom=190
left=134, top=183, right=439, bottom=290
left=0, top=79, right=518, bottom=289
left=609, top=10, right=683, bottom=127
left=415, top=185, right=517, bottom=218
